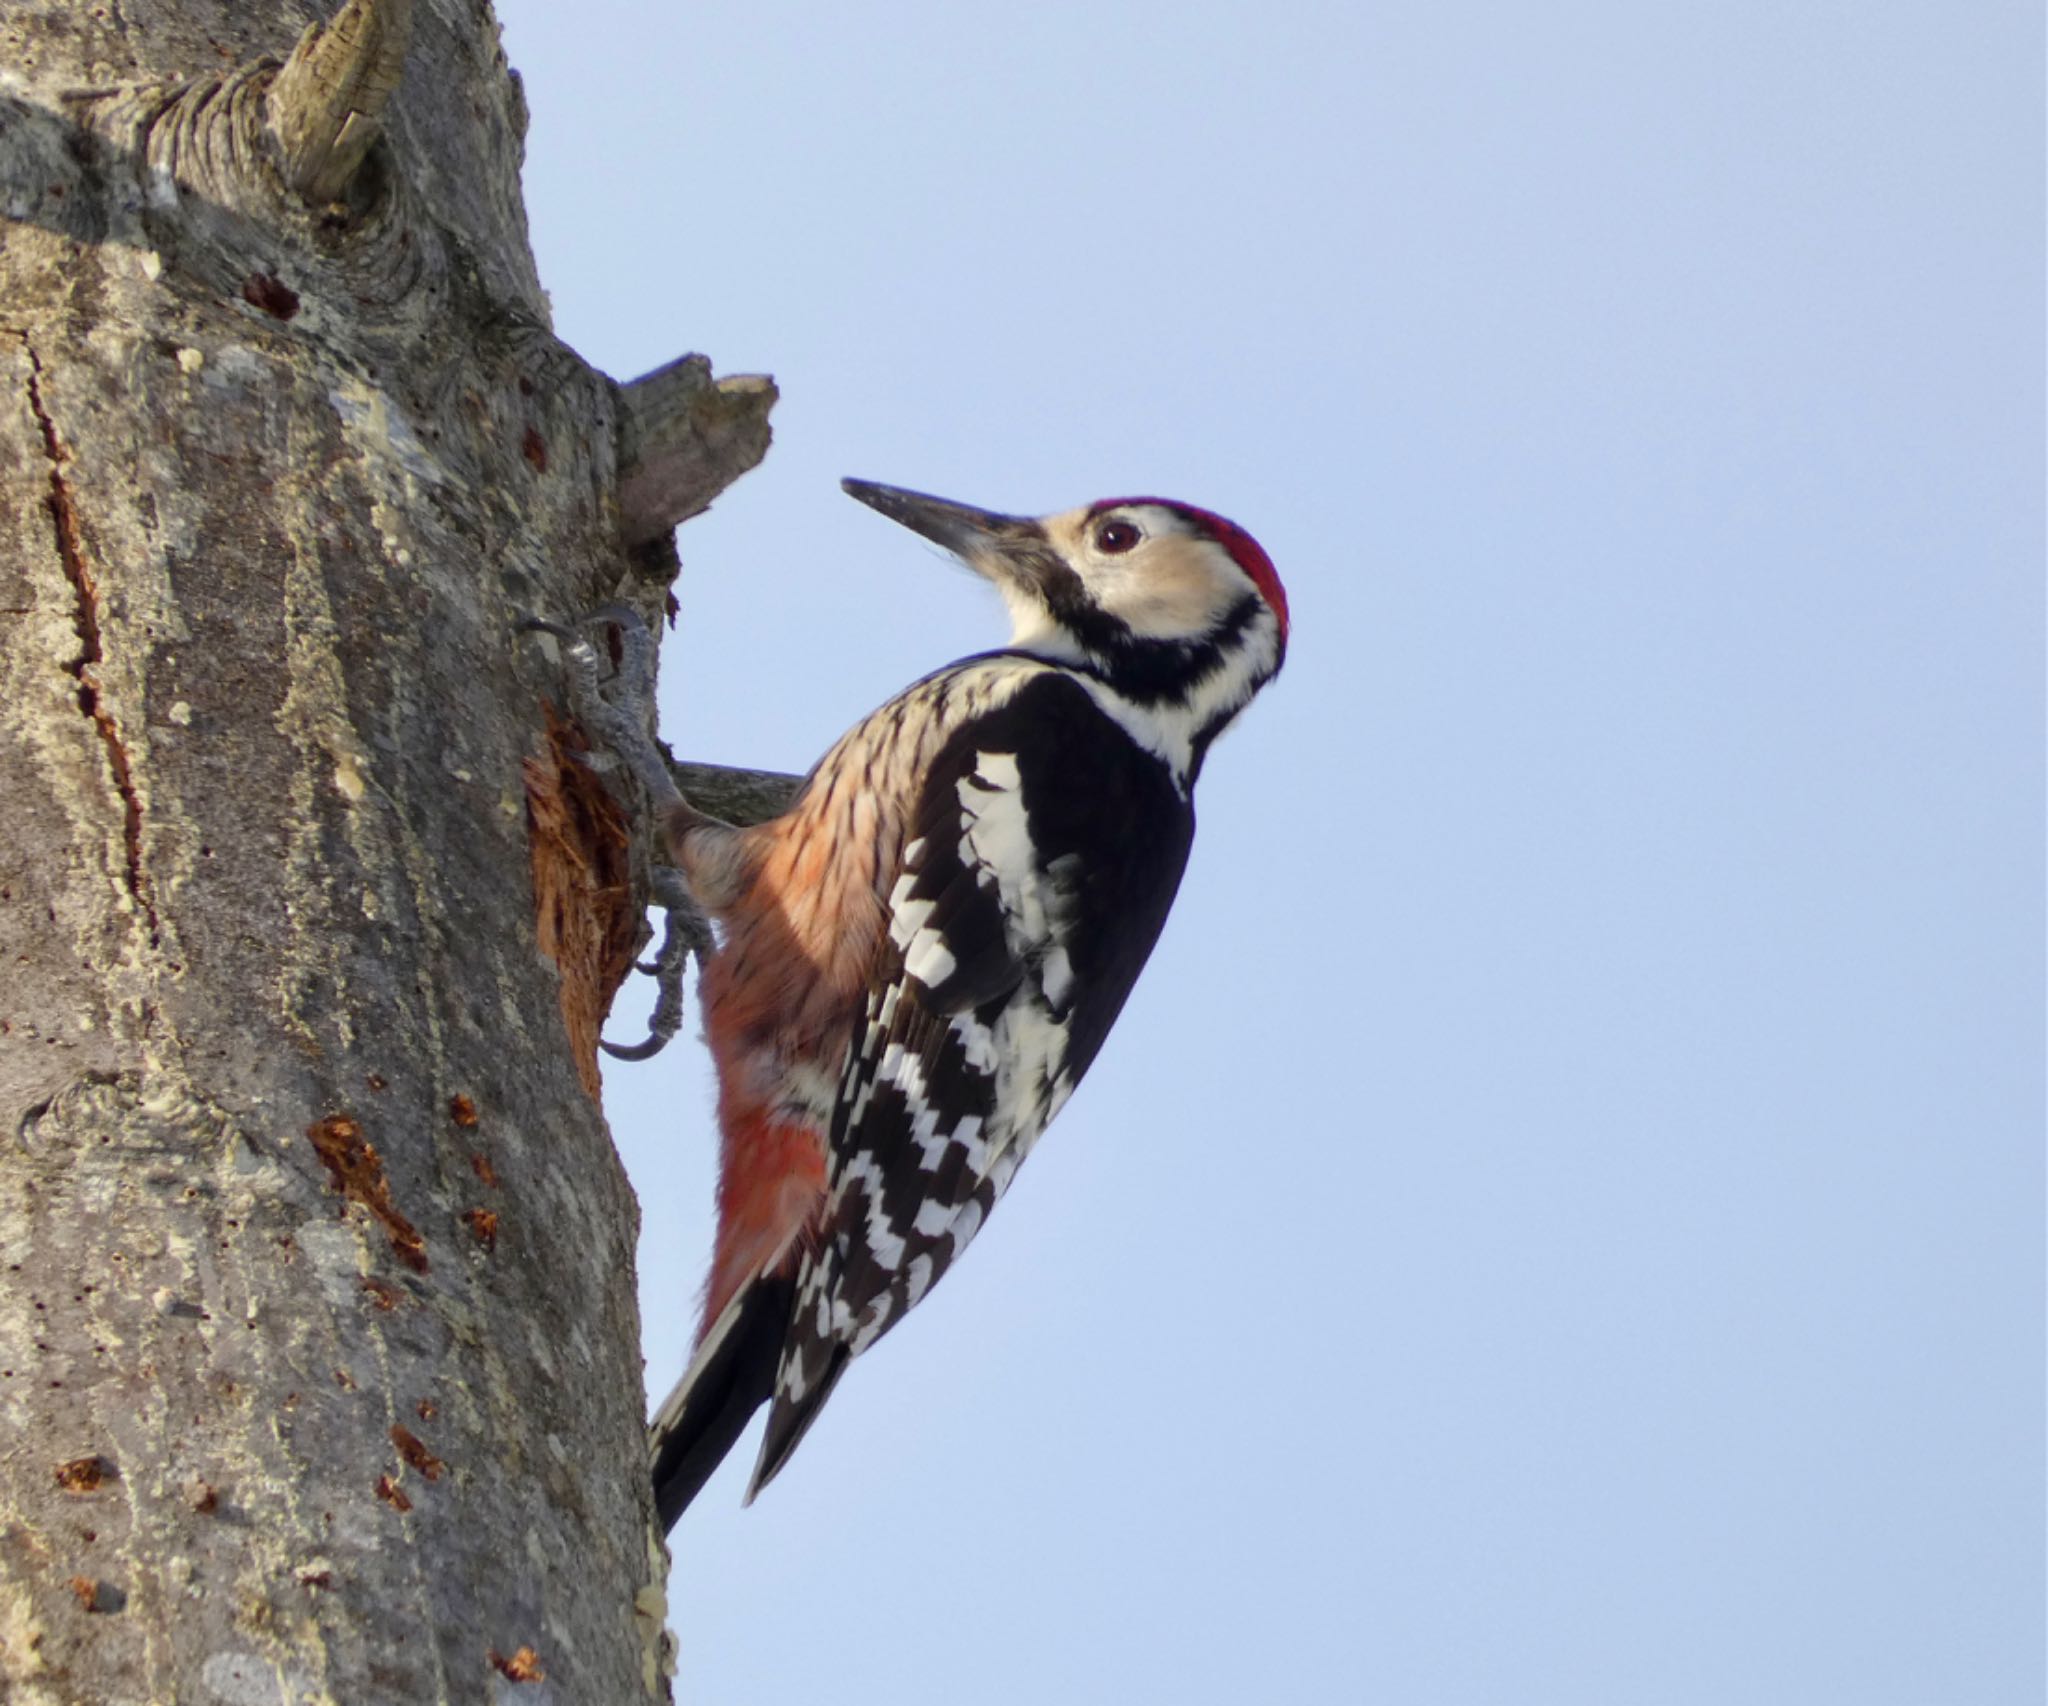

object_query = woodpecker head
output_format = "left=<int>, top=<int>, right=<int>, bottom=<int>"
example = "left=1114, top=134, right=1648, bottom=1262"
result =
left=844, top=478, right=1287, bottom=770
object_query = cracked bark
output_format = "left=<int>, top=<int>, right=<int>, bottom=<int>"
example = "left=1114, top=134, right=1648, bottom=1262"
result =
left=21, top=342, right=159, bottom=943
left=0, top=4, right=773, bottom=1701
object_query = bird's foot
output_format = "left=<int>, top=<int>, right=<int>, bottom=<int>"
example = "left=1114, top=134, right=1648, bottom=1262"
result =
left=520, top=605, right=711, bottom=1061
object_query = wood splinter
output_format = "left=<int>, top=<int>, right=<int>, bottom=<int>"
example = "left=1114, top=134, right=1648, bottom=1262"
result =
left=267, top=0, right=415, bottom=206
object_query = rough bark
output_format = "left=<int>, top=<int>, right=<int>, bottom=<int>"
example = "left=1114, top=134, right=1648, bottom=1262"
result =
left=0, top=3, right=773, bottom=1700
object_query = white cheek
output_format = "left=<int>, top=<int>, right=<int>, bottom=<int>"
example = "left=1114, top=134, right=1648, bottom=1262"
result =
left=1092, top=558, right=1233, bottom=640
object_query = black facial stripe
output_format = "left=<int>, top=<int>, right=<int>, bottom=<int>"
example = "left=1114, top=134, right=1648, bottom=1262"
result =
left=975, top=593, right=1271, bottom=703
left=1075, top=592, right=1268, bottom=705
left=997, top=592, right=1275, bottom=784
left=1008, top=543, right=1139, bottom=654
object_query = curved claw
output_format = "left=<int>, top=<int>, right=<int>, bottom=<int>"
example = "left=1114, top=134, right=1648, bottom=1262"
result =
left=590, top=602, right=659, bottom=680
left=601, top=1032, right=672, bottom=1062
left=602, top=865, right=701, bottom=1066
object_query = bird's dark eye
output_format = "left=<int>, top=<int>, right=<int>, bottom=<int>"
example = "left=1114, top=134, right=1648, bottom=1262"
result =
left=1094, top=519, right=1141, bottom=554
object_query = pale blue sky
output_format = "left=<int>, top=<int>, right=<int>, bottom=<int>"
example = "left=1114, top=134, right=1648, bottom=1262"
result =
left=495, top=4, right=2042, bottom=1701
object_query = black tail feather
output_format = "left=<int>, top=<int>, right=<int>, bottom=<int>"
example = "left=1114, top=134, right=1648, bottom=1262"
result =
left=650, top=1274, right=792, bottom=1530
left=746, top=1343, right=850, bottom=1506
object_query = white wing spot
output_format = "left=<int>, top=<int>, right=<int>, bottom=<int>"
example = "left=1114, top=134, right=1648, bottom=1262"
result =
left=903, top=930, right=957, bottom=988
left=950, top=1196, right=986, bottom=1251
left=957, top=756, right=1039, bottom=920
left=1041, top=944, right=1075, bottom=1009
left=889, top=871, right=960, bottom=989
left=972, top=750, right=1021, bottom=789
left=840, top=1151, right=906, bottom=1273
left=850, top=1302, right=894, bottom=1354
left=954, top=1013, right=999, bottom=1077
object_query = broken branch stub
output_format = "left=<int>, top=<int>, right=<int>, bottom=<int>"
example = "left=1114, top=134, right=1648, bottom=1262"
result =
left=267, top=0, right=415, bottom=206
left=617, top=357, right=777, bottom=544
left=671, top=761, right=801, bottom=828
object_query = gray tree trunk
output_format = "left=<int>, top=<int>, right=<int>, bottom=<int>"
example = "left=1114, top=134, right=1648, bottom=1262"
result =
left=0, top=3, right=773, bottom=1700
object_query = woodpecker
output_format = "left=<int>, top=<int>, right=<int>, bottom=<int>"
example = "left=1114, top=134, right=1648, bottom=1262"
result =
left=646, top=478, right=1288, bottom=1527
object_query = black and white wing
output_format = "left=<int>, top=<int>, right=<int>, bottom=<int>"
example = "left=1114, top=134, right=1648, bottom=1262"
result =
left=744, top=668, right=1195, bottom=1497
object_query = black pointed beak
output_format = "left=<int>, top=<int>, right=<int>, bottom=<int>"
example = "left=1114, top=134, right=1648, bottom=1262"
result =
left=841, top=479, right=1044, bottom=588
